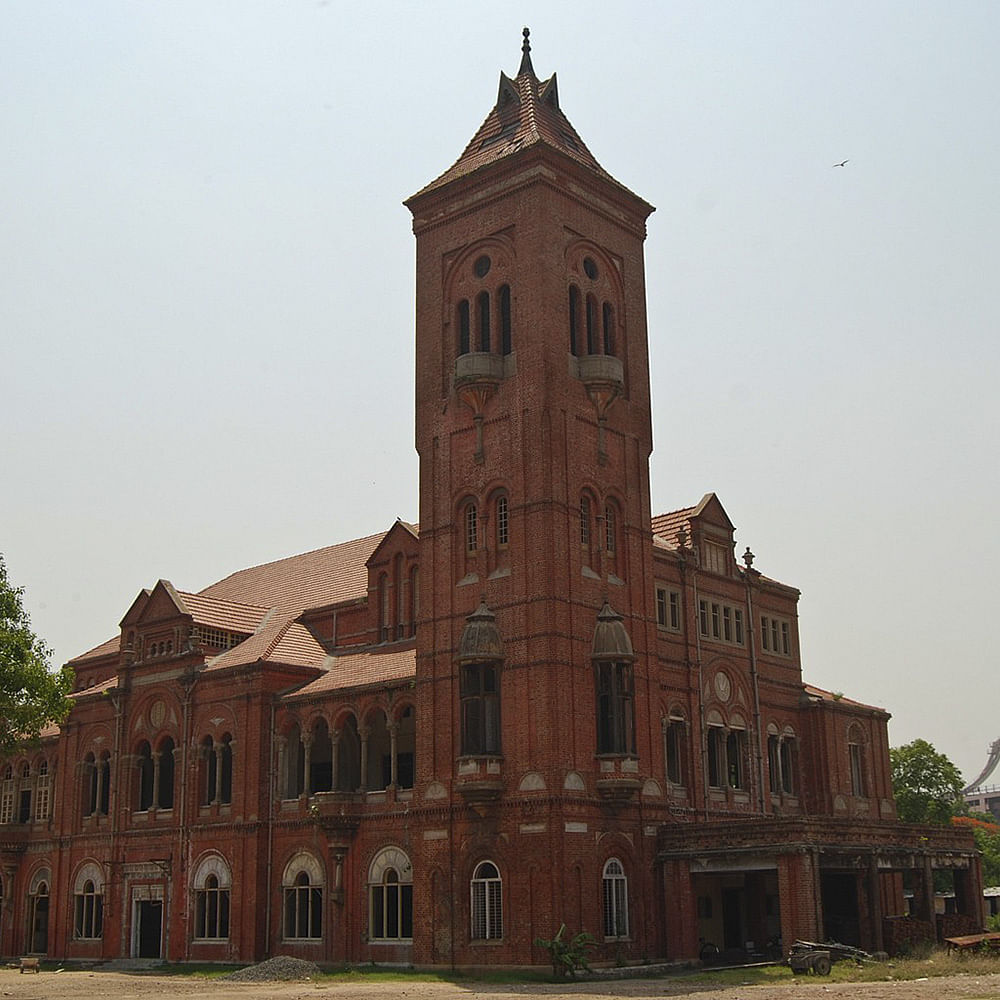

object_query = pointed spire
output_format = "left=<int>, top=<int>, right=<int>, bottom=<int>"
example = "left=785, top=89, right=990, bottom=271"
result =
left=518, top=26, right=535, bottom=77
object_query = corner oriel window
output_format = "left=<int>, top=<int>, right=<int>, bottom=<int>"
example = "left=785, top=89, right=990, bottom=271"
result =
left=460, top=663, right=500, bottom=756
left=595, top=661, right=635, bottom=756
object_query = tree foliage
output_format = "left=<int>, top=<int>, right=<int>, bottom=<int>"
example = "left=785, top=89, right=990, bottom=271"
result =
left=890, top=738, right=965, bottom=825
left=0, top=555, right=73, bottom=757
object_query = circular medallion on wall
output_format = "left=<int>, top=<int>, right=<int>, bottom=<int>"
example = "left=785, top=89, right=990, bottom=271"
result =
left=150, top=700, right=166, bottom=728
left=713, top=672, right=732, bottom=703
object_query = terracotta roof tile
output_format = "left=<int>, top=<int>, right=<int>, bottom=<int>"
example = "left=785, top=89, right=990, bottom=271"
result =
left=199, top=531, right=388, bottom=616
left=205, top=620, right=327, bottom=673
left=410, top=46, right=644, bottom=205
left=69, top=676, right=119, bottom=700
left=651, top=505, right=697, bottom=548
left=68, top=635, right=120, bottom=666
left=803, top=684, right=886, bottom=713
left=177, top=591, right=270, bottom=634
left=286, top=647, right=416, bottom=700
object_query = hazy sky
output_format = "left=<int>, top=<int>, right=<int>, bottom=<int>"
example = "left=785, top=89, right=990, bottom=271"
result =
left=3, top=2, right=998, bottom=787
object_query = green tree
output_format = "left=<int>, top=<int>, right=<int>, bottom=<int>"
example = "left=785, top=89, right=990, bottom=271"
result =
left=0, top=555, right=73, bottom=757
left=890, top=738, right=965, bottom=825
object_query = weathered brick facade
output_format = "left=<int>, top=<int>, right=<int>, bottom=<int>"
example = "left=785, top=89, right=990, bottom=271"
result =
left=0, top=32, right=982, bottom=968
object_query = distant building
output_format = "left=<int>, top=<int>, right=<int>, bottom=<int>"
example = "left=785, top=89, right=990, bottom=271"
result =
left=964, top=737, right=1000, bottom=822
left=0, top=30, right=982, bottom=967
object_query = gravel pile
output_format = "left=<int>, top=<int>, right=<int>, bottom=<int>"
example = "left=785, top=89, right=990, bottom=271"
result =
left=222, top=956, right=321, bottom=982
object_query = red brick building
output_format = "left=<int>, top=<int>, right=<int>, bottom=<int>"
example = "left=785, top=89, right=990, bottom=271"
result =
left=0, top=32, right=982, bottom=968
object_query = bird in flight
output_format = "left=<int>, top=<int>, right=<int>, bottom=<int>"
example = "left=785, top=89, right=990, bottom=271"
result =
left=833, top=159, right=849, bottom=167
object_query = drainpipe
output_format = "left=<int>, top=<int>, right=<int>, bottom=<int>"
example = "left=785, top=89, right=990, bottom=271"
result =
left=179, top=672, right=196, bottom=961
left=681, top=533, right=710, bottom=823
left=265, top=697, right=276, bottom=959
left=741, top=550, right=766, bottom=814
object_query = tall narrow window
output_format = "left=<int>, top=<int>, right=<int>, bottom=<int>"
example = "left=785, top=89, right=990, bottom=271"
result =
left=18, top=763, right=32, bottom=822
left=780, top=737, right=796, bottom=795
left=458, top=300, right=471, bottom=355
left=195, top=873, right=230, bottom=940
left=34, top=759, right=50, bottom=821
left=0, top=766, right=14, bottom=824
left=137, top=742, right=154, bottom=811
left=394, top=553, right=405, bottom=639
left=460, top=663, right=500, bottom=755
left=568, top=286, right=580, bottom=356
left=665, top=716, right=685, bottom=785
left=586, top=294, right=597, bottom=354
left=284, top=870, right=323, bottom=940
left=727, top=729, right=746, bottom=789
left=605, top=504, right=616, bottom=554
left=602, top=858, right=629, bottom=939
left=369, top=849, right=414, bottom=941
left=499, top=284, right=512, bottom=355
left=470, top=861, right=502, bottom=940
left=580, top=496, right=591, bottom=547
left=707, top=727, right=724, bottom=788
left=602, top=302, right=615, bottom=355
left=495, top=494, right=509, bottom=548
left=465, top=503, right=478, bottom=553
left=408, top=566, right=419, bottom=637
left=74, top=879, right=104, bottom=940
left=97, top=752, right=110, bottom=815
left=83, top=752, right=98, bottom=817
left=201, top=736, right=216, bottom=806
left=158, top=737, right=175, bottom=810
left=595, top=661, right=635, bottom=756
left=767, top=734, right=781, bottom=794
left=219, top=734, right=233, bottom=804
left=379, top=573, right=390, bottom=642
left=848, top=726, right=867, bottom=797
left=477, top=291, right=491, bottom=352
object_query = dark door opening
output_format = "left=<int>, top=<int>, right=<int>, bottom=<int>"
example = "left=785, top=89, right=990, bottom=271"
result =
left=821, top=873, right=860, bottom=946
left=136, top=900, right=163, bottom=958
left=722, top=887, right=744, bottom=950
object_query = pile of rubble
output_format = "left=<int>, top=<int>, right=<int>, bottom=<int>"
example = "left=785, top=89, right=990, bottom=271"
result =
left=222, top=956, right=321, bottom=981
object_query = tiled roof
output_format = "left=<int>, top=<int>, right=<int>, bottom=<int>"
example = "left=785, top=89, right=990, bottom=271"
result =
left=205, top=620, right=327, bottom=672
left=410, top=36, right=643, bottom=203
left=177, top=591, right=270, bottom=634
left=69, top=676, right=119, bottom=700
left=651, top=505, right=697, bottom=548
left=68, top=635, right=120, bottom=666
left=285, top=647, right=416, bottom=700
left=199, top=531, right=387, bottom=616
left=803, top=684, right=885, bottom=713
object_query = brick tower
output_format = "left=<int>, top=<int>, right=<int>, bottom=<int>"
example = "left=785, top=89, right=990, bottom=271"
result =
left=405, top=30, right=659, bottom=964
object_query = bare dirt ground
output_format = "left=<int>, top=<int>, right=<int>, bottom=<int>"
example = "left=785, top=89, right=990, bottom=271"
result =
left=2, top=969, right=1000, bottom=1000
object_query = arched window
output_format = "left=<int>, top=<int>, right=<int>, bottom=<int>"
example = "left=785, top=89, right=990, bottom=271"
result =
left=97, top=752, right=110, bottom=815
left=157, top=736, right=175, bottom=810
left=460, top=662, right=500, bottom=756
left=568, top=285, right=580, bottom=356
left=136, top=742, right=154, bottom=811
left=499, top=284, right=512, bottom=355
left=365, top=710, right=391, bottom=792
left=335, top=714, right=362, bottom=792
left=83, top=752, right=98, bottom=816
left=664, top=712, right=686, bottom=787
left=368, top=848, right=413, bottom=941
left=470, top=861, right=502, bottom=940
left=393, top=554, right=403, bottom=639
left=767, top=725, right=798, bottom=796
left=219, top=734, right=233, bottom=804
left=465, top=502, right=478, bottom=553
left=477, top=291, right=491, bottom=352
left=396, top=704, right=416, bottom=789
left=580, top=495, right=592, bottom=549
left=18, top=761, right=32, bottom=822
left=0, top=765, right=14, bottom=824
left=602, top=858, right=629, bottom=939
left=408, top=566, right=419, bottom=637
left=378, top=572, right=390, bottom=642
left=495, top=493, right=509, bottom=549
left=458, top=300, right=471, bottom=355
left=282, top=724, right=305, bottom=799
left=282, top=854, right=323, bottom=940
left=585, top=294, right=597, bottom=354
left=193, top=856, right=231, bottom=941
left=200, top=736, right=216, bottom=806
left=848, top=724, right=867, bottom=797
left=28, top=871, right=50, bottom=954
left=605, top=503, right=617, bottom=555
left=602, top=301, right=615, bottom=355
left=35, top=758, right=50, bottom=821
left=73, top=864, right=104, bottom=940
left=310, top=719, right=333, bottom=793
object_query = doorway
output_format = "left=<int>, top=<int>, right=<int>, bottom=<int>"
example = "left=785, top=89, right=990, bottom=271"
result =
left=133, top=899, right=163, bottom=958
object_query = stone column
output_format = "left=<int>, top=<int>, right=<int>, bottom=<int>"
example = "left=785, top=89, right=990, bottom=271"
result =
left=151, top=752, right=161, bottom=811
left=330, top=730, right=340, bottom=792
left=359, top=728, right=370, bottom=792
left=868, top=854, right=884, bottom=953
left=388, top=722, right=399, bottom=789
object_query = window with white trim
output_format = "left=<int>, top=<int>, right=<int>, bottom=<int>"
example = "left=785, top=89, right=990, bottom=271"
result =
left=74, top=880, right=104, bottom=940
left=698, top=600, right=744, bottom=646
left=602, top=858, right=629, bottom=939
left=760, top=615, right=791, bottom=656
left=368, top=847, right=413, bottom=941
left=655, top=586, right=681, bottom=631
left=35, top=758, right=50, bottom=821
left=470, top=860, right=502, bottom=940
left=1, top=765, right=15, bottom=824
left=283, top=862, right=323, bottom=941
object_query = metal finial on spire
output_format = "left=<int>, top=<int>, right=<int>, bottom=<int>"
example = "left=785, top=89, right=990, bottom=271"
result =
left=518, top=26, right=535, bottom=76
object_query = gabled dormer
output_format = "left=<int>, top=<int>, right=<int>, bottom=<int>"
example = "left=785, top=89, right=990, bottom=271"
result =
left=688, top=493, right=737, bottom=576
left=365, top=520, right=420, bottom=644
